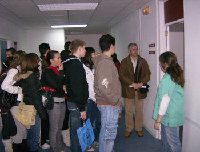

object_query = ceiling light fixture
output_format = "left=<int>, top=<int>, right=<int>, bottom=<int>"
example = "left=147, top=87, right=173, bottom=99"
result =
left=51, top=24, right=87, bottom=28
left=38, top=3, right=98, bottom=11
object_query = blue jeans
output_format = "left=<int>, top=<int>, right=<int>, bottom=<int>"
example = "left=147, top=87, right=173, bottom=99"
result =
left=27, top=114, right=41, bottom=151
left=67, top=102, right=82, bottom=152
left=161, top=124, right=181, bottom=152
left=98, top=105, right=120, bottom=152
left=87, top=99, right=101, bottom=141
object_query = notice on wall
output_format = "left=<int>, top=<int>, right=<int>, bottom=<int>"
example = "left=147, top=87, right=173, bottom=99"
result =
left=149, top=43, right=156, bottom=54
left=149, top=51, right=155, bottom=54
left=149, top=43, right=155, bottom=47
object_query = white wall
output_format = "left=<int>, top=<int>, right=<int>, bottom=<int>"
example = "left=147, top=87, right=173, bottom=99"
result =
left=66, top=34, right=102, bottom=51
left=0, top=17, right=65, bottom=55
left=111, top=10, right=140, bottom=61
left=25, top=29, right=65, bottom=54
left=0, top=16, right=26, bottom=50
left=182, top=0, right=200, bottom=151
left=140, top=0, right=159, bottom=137
left=169, top=32, right=184, bottom=68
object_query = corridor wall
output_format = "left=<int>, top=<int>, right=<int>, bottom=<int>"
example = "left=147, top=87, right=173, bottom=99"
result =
left=111, top=10, right=139, bottom=61
left=182, top=0, right=200, bottom=151
left=25, top=29, right=65, bottom=53
left=0, top=16, right=26, bottom=51
left=66, top=34, right=102, bottom=51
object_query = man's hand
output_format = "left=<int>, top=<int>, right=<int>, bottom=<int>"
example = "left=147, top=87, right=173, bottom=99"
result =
left=130, top=83, right=143, bottom=89
left=80, top=111, right=86, bottom=120
left=137, top=83, right=143, bottom=88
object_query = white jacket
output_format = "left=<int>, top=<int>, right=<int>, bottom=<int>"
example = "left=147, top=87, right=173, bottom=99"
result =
left=83, top=64, right=96, bottom=102
left=1, top=68, right=22, bottom=101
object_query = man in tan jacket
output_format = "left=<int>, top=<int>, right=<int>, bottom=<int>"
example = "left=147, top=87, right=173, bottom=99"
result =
left=119, top=43, right=151, bottom=137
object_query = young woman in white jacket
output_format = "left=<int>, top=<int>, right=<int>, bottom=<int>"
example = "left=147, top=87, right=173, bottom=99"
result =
left=81, top=47, right=101, bottom=150
left=1, top=50, right=27, bottom=152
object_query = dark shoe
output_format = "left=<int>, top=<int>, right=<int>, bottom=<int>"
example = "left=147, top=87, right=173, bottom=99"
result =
left=13, top=143, right=21, bottom=152
left=136, top=131, right=144, bottom=137
left=124, top=131, right=132, bottom=138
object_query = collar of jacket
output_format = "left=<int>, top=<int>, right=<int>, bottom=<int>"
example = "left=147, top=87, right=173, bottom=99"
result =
left=14, top=71, right=33, bottom=81
left=49, top=66, right=60, bottom=75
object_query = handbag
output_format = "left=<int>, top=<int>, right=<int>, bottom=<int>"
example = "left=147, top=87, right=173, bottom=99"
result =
left=77, top=119, right=95, bottom=152
left=42, top=91, right=54, bottom=110
left=139, top=84, right=150, bottom=94
left=15, top=100, right=36, bottom=129
left=0, top=90, right=17, bottom=109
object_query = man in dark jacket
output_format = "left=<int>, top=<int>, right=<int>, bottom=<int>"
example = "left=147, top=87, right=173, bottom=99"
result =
left=119, top=43, right=151, bottom=138
left=63, top=39, right=88, bottom=152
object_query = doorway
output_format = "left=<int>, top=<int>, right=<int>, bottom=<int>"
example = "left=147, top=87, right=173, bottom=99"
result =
left=167, top=21, right=184, bottom=69
left=166, top=21, right=184, bottom=144
left=0, top=39, right=7, bottom=71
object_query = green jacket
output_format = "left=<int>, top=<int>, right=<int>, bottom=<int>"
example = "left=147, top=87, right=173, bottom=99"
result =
left=153, top=73, right=185, bottom=127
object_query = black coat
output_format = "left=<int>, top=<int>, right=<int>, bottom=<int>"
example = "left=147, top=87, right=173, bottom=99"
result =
left=19, top=72, right=47, bottom=119
left=41, top=67, right=65, bottom=98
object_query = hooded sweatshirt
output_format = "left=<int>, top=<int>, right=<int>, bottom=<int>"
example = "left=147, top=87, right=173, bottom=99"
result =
left=93, top=54, right=121, bottom=105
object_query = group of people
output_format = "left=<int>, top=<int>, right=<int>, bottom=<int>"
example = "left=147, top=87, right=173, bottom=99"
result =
left=0, top=33, right=184, bottom=152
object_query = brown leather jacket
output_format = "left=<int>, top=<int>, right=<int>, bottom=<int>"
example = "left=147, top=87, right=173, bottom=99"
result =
left=119, top=55, right=151, bottom=99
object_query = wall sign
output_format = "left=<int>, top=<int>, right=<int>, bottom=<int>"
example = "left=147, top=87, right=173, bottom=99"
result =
left=149, top=43, right=155, bottom=47
left=149, top=51, right=155, bottom=54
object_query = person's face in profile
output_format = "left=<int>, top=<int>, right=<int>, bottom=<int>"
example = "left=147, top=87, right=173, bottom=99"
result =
left=6, top=51, right=13, bottom=58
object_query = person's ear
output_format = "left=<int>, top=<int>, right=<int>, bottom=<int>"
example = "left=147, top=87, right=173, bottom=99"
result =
left=50, top=58, right=53, bottom=63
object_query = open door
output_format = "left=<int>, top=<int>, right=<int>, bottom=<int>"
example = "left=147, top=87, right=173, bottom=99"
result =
left=0, top=39, right=7, bottom=71
left=166, top=20, right=184, bottom=144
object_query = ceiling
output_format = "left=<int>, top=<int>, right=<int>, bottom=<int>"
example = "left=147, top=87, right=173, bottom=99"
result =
left=0, top=0, right=152, bottom=34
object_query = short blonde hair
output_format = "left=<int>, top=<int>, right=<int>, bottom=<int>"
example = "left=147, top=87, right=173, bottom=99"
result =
left=70, top=39, right=86, bottom=54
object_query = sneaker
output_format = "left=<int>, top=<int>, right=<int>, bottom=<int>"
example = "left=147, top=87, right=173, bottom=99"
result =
left=92, top=141, right=99, bottom=148
left=87, top=146, right=95, bottom=152
left=41, top=143, right=50, bottom=149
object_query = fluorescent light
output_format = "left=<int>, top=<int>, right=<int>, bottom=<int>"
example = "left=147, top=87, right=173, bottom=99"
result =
left=38, top=3, right=98, bottom=11
left=51, top=25, right=87, bottom=28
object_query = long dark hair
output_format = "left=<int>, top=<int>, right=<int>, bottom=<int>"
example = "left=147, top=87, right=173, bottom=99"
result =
left=46, top=50, right=59, bottom=65
left=159, top=51, right=185, bottom=87
left=81, top=47, right=95, bottom=69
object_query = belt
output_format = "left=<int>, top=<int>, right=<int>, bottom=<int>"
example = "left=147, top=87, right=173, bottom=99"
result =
left=54, top=102, right=65, bottom=104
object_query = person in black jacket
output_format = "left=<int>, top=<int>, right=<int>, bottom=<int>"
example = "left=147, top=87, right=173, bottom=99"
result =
left=41, top=50, right=66, bottom=152
left=14, top=53, right=47, bottom=152
left=38, top=43, right=51, bottom=149
left=63, top=39, right=89, bottom=152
